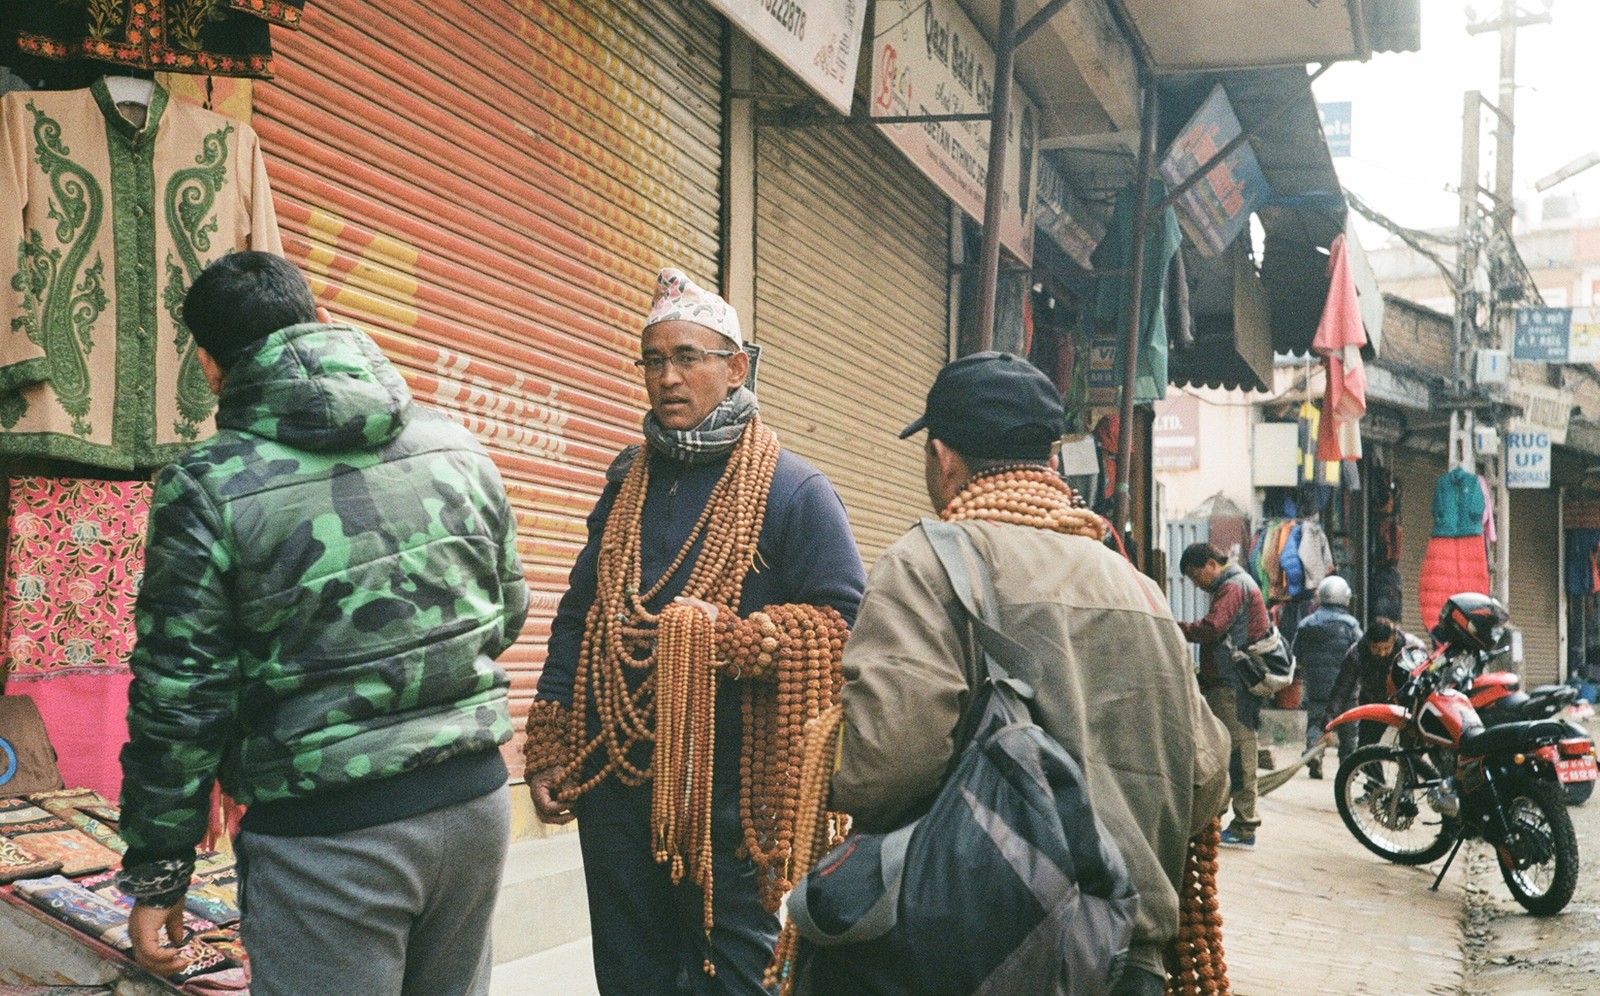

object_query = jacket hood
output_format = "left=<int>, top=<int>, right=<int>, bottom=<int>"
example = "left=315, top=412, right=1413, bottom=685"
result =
left=215, top=323, right=412, bottom=452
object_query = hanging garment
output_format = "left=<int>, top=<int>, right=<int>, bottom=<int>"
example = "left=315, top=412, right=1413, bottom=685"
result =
left=1478, top=475, right=1497, bottom=543
left=1280, top=521, right=1306, bottom=597
left=1092, top=178, right=1182, bottom=403
left=1564, top=530, right=1600, bottom=595
left=0, top=80, right=281, bottom=469
left=1297, top=401, right=1342, bottom=485
left=1313, top=234, right=1369, bottom=460
left=1432, top=467, right=1486, bottom=538
left=1298, top=520, right=1335, bottom=590
left=16, top=1, right=308, bottom=80
left=1419, top=534, right=1491, bottom=633
left=1, top=477, right=153, bottom=802
left=1371, top=563, right=1403, bottom=621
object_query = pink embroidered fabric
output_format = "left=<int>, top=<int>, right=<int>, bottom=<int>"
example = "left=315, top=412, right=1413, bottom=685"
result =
left=1, top=477, right=153, bottom=801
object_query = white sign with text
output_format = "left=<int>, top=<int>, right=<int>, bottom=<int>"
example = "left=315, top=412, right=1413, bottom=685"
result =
left=708, top=0, right=867, bottom=115
left=869, top=0, right=1038, bottom=263
left=1506, top=425, right=1552, bottom=489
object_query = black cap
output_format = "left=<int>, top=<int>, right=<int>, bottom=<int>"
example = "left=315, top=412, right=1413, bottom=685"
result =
left=899, top=351, right=1064, bottom=459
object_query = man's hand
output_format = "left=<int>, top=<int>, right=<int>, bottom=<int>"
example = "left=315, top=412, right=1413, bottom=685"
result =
left=529, top=765, right=575, bottom=825
left=129, top=901, right=191, bottom=977
left=1320, top=729, right=1339, bottom=747
left=315, top=305, right=334, bottom=324
left=674, top=595, right=719, bottom=625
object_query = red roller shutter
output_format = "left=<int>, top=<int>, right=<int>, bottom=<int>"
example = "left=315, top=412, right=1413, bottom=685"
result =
left=256, top=0, right=724, bottom=776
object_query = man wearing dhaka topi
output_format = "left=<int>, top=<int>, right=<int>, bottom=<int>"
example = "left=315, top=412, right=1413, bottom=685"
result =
left=522, top=268, right=866, bottom=994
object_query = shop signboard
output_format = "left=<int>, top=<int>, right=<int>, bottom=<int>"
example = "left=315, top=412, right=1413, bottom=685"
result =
left=707, top=0, right=867, bottom=115
left=1034, top=154, right=1100, bottom=269
left=1507, top=380, right=1573, bottom=445
left=1506, top=425, right=1552, bottom=489
left=1158, top=85, right=1270, bottom=257
left=870, top=0, right=1039, bottom=264
left=1152, top=394, right=1200, bottom=470
left=1087, top=332, right=1120, bottom=407
left=1509, top=306, right=1600, bottom=362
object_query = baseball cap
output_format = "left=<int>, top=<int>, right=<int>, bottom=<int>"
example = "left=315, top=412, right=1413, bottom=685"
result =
left=899, top=352, right=1065, bottom=459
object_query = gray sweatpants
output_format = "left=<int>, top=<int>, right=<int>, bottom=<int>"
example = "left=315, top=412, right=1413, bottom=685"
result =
left=236, top=785, right=511, bottom=996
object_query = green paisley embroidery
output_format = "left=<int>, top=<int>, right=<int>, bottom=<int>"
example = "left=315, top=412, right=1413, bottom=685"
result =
left=19, top=101, right=107, bottom=437
left=81, top=0, right=128, bottom=40
left=169, top=0, right=228, bottom=52
left=165, top=122, right=232, bottom=439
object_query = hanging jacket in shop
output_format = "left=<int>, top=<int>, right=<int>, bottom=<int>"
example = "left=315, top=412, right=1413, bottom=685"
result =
left=0, top=79, right=282, bottom=469
left=1432, top=467, right=1486, bottom=538
left=1298, top=520, right=1335, bottom=589
left=119, top=323, right=528, bottom=870
left=1280, top=522, right=1306, bottom=597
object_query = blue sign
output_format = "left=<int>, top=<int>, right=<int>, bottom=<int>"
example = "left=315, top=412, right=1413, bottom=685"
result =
left=1318, top=102, right=1352, bottom=158
left=1513, top=307, right=1573, bottom=362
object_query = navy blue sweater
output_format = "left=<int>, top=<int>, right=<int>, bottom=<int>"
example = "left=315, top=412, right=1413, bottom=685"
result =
left=537, top=446, right=866, bottom=779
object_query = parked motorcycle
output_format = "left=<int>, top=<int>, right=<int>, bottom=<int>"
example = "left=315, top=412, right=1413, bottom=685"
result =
left=1327, top=593, right=1594, bottom=915
left=1465, top=665, right=1594, bottom=805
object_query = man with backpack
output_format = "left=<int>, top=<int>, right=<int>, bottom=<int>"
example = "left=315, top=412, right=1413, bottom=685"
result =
left=828, top=353, right=1230, bottom=995
left=1292, top=576, right=1362, bottom=776
left=1178, top=543, right=1272, bottom=848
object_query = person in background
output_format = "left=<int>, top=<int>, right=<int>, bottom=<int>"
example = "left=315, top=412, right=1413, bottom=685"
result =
left=1323, top=617, right=1427, bottom=750
left=118, top=252, right=528, bottom=995
left=1292, top=576, right=1362, bottom=777
left=1178, top=542, right=1271, bottom=849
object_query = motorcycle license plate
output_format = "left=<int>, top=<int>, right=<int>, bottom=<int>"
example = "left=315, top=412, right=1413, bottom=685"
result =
left=1556, top=756, right=1599, bottom=783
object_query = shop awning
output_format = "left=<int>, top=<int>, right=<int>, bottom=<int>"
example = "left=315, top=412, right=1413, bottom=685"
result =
left=1111, top=0, right=1421, bottom=72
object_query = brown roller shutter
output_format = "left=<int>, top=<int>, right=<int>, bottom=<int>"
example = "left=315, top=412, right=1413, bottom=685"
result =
left=1509, top=488, right=1562, bottom=685
left=255, top=0, right=723, bottom=775
left=753, top=63, right=949, bottom=562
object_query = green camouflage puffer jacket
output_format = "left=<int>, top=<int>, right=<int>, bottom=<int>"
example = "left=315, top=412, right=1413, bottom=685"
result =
left=120, top=322, right=528, bottom=866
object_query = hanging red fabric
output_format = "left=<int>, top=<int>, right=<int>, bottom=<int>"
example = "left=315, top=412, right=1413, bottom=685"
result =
left=1313, top=234, right=1369, bottom=460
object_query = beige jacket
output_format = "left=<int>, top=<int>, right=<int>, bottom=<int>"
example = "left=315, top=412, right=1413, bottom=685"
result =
left=833, top=520, right=1231, bottom=978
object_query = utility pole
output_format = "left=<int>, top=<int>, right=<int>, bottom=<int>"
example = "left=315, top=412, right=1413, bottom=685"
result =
left=1463, top=1, right=1551, bottom=610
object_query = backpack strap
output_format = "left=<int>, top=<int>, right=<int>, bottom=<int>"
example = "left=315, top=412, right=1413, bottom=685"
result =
left=920, top=519, right=1039, bottom=701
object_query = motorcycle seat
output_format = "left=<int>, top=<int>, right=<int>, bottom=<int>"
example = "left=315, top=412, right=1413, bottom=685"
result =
left=1527, top=684, right=1577, bottom=704
left=1459, top=719, right=1568, bottom=756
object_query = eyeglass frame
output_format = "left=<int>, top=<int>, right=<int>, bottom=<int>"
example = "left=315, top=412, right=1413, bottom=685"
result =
left=633, top=348, right=738, bottom=376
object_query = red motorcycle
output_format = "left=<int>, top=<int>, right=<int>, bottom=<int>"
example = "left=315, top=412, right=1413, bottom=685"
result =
left=1465, top=666, right=1594, bottom=805
left=1327, top=594, right=1592, bottom=915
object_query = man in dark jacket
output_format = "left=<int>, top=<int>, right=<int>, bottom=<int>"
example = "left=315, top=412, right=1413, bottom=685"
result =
left=117, top=252, right=528, bottom=995
left=1292, top=576, right=1362, bottom=776
left=1179, top=543, right=1271, bottom=848
left=521, top=268, right=865, bottom=994
left=1323, top=617, right=1426, bottom=749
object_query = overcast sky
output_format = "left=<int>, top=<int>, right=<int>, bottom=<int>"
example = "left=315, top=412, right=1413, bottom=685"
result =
left=1314, top=0, right=1599, bottom=242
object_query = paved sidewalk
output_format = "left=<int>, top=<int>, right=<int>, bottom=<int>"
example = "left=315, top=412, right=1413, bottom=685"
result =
left=1219, top=757, right=1466, bottom=996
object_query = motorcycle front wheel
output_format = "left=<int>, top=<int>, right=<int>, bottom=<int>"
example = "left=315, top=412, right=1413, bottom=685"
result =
left=1334, top=744, right=1457, bottom=865
left=1496, top=779, right=1579, bottom=915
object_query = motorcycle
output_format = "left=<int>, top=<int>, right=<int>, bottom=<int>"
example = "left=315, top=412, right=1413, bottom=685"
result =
left=1465, top=664, right=1594, bottom=805
left=1326, top=595, right=1593, bottom=915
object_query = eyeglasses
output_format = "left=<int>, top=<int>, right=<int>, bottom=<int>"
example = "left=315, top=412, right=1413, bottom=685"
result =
left=634, top=348, right=737, bottom=376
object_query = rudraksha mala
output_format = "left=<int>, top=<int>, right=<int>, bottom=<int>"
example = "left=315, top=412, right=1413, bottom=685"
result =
left=1164, top=819, right=1229, bottom=995
left=765, top=703, right=850, bottom=996
left=942, top=463, right=1105, bottom=540
left=542, top=418, right=780, bottom=797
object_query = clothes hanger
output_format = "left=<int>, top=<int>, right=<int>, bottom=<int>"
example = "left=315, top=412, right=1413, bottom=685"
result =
left=103, top=75, right=154, bottom=107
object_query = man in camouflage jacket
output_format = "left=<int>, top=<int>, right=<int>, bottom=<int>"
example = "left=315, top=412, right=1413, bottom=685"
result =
left=116, top=252, right=528, bottom=996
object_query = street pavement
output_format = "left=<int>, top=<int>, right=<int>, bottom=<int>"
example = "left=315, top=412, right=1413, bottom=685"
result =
left=1219, top=749, right=1465, bottom=996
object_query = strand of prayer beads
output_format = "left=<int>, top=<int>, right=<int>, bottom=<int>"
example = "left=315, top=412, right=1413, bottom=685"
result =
left=764, top=703, right=846, bottom=996
left=941, top=464, right=1105, bottom=540
left=650, top=602, right=720, bottom=976
left=1164, top=820, right=1229, bottom=996
left=727, top=604, right=849, bottom=912
left=550, top=419, right=780, bottom=800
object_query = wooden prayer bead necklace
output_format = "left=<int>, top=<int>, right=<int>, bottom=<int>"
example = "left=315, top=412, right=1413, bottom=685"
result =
left=941, top=464, right=1105, bottom=541
left=650, top=602, right=721, bottom=976
left=765, top=703, right=850, bottom=996
left=552, top=419, right=780, bottom=799
left=1164, top=820, right=1230, bottom=996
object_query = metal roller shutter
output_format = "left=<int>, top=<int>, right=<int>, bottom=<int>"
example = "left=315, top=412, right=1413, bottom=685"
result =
left=255, top=0, right=723, bottom=775
left=1510, top=488, right=1562, bottom=684
left=753, top=65, right=949, bottom=562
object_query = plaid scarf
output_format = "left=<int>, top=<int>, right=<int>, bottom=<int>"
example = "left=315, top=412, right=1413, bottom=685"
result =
left=642, top=387, right=759, bottom=465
